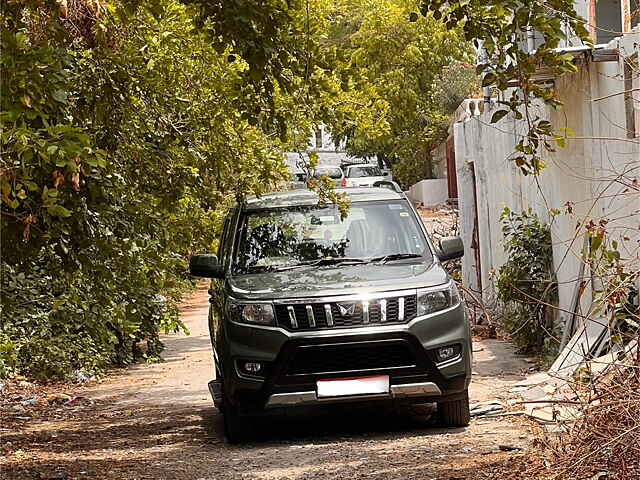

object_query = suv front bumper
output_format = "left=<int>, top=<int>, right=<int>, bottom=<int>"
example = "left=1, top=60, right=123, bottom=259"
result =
left=218, top=303, right=471, bottom=412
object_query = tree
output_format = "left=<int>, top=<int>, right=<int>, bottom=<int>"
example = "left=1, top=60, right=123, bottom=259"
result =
left=0, top=0, right=289, bottom=378
left=321, top=0, right=475, bottom=187
left=419, top=0, right=590, bottom=175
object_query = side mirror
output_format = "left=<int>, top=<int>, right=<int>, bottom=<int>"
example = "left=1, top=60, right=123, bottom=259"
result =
left=190, top=254, right=224, bottom=278
left=438, top=236, right=464, bottom=261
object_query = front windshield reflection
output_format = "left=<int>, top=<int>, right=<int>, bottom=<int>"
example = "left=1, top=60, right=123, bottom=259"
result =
left=234, top=201, right=431, bottom=274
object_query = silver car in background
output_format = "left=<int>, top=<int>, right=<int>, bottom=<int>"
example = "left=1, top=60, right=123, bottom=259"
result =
left=311, top=165, right=346, bottom=187
left=344, top=164, right=389, bottom=187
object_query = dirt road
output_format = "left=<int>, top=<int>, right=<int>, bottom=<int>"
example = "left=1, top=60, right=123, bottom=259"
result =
left=3, top=287, right=539, bottom=480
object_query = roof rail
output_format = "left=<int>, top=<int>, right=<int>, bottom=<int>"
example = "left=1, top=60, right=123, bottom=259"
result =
left=372, top=180, right=403, bottom=193
left=339, top=159, right=370, bottom=169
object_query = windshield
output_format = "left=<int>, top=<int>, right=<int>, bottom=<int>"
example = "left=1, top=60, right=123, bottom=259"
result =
left=313, top=167, right=343, bottom=179
left=233, top=201, right=431, bottom=274
left=347, top=166, right=382, bottom=178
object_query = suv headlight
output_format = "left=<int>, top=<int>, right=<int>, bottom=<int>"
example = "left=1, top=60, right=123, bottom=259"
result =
left=417, top=282, right=460, bottom=316
left=227, top=300, right=275, bottom=326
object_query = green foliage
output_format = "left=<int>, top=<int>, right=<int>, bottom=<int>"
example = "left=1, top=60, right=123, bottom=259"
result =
left=496, top=208, right=558, bottom=356
left=420, top=0, right=591, bottom=175
left=392, top=151, right=436, bottom=189
left=322, top=0, right=475, bottom=186
left=583, top=219, right=639, bottom=328
left=1, top=0, right=589, bottom=379
left=0, top=0, right=289, bottom=379
left=433, top=63, right=480, bottom=115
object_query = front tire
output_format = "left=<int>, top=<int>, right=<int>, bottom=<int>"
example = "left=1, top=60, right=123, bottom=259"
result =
left=437, top=389, right=471, bottom=427
left=223, top=392, right=255, bottom=443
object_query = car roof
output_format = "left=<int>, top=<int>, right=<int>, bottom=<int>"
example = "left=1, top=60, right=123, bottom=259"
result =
left=315, top=165, right=342, bottom=170
left=346, top=164, right=378, bottom=169
left=244, top=187, right=405, bottom=210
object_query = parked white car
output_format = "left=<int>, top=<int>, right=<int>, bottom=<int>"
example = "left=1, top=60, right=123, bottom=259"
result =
left=311, top=165, right=345, bottom=187
left=343, top=164, right=389, bottom=187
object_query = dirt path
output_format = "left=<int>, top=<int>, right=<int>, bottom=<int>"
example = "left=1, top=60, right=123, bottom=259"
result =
left=2, top=286, right=539, bottom=480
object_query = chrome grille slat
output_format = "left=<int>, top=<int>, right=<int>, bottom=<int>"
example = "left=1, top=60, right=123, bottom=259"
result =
left=362, top=301, right=369, bottom=324
left=398, top=297, right=405, bottom=322
left=324, top=304, right=334, bottom=326
left=380, top=299, right=387, bottom=322
left=287, top=306, right=298, bottom=329
left=306, top=305, right=316, bottom=327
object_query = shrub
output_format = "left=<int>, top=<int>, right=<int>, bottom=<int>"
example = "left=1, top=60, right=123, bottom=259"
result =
left=496, top=207, right=558, bottom=357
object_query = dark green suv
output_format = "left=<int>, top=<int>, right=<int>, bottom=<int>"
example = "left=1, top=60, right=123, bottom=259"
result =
left=190, top=186, right=471, bottom=442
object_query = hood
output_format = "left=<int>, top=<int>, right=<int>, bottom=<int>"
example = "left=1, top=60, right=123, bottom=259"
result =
left=227, top=262, right=449, bottom=300
left=347, top=176, right=386, bottom=187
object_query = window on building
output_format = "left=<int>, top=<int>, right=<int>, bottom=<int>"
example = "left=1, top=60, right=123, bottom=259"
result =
left=596, top=0, right=622, bottom=44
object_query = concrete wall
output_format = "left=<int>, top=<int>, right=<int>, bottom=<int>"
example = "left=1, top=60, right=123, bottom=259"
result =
left=453, top=30, right=640, bottom=326
left=407, top=179, right=449, bottom=206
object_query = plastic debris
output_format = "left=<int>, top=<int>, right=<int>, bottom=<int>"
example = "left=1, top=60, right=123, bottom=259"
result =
left=73, top=370, right=95, bottom=383
left=499, top=445, right=523, bottom=452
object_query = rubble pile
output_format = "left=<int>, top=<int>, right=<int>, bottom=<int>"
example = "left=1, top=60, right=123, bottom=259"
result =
left=507, top=333, right=640, bottom=479
left=548, top=347, right=640, bottom=479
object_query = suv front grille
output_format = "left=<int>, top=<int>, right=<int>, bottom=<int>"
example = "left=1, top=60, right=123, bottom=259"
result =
left=274, top=294, right=417, bottom=331
left=286, top=342, right=416, bottom=375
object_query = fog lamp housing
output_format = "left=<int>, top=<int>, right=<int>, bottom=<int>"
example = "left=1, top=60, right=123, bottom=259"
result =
left=237, top=359, right=269, bottom=378
left=244, top=362, right=262, bottom=373
left=432, top=344, right=462, bottom=363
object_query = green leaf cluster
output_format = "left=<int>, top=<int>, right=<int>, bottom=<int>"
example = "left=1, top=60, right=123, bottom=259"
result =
left=0, top=0, right=289, bottom=379
left=320, top=0, right=476, bottom=188
left=496, top=208, right=558, bottom=356
left=420, top=0, right=591, bottom=175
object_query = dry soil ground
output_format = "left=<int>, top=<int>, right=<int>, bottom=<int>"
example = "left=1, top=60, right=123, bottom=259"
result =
left=2, top=286, right=542, bottom=480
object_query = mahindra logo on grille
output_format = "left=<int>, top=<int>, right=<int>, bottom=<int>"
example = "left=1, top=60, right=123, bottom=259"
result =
left=337, top=303, right=356, bottom=317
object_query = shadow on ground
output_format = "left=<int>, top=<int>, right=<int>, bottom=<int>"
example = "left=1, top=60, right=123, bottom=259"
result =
left=4, top=400, right=507, bottom=480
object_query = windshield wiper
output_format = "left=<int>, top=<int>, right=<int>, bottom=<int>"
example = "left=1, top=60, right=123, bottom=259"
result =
left=370, top=253, right=423, bottom=264
left=268, top=257, right=369, bottom=271
left=249, top=255, right=421, bottom=273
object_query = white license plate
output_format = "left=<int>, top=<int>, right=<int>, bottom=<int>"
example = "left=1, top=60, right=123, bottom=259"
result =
left=317, top=375, right=390, bottom=398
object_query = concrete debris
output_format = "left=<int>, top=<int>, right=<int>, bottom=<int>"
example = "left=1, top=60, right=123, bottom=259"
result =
left=481, top=411, right=525, bottom=418
left=549, top=317, right=609, bottom=379
left=470, top=401, right=504, bottom=417
left=523, top=401, right=580, bottom=424
left=521, top=386, right=549, bottom=402
left=513, top=372, right=551, bottom=388
left=585, top=339, right=639, bottom=377
left=11, top=404, right=27, bottom=414
left=512, top=335, right=638, bottom=429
